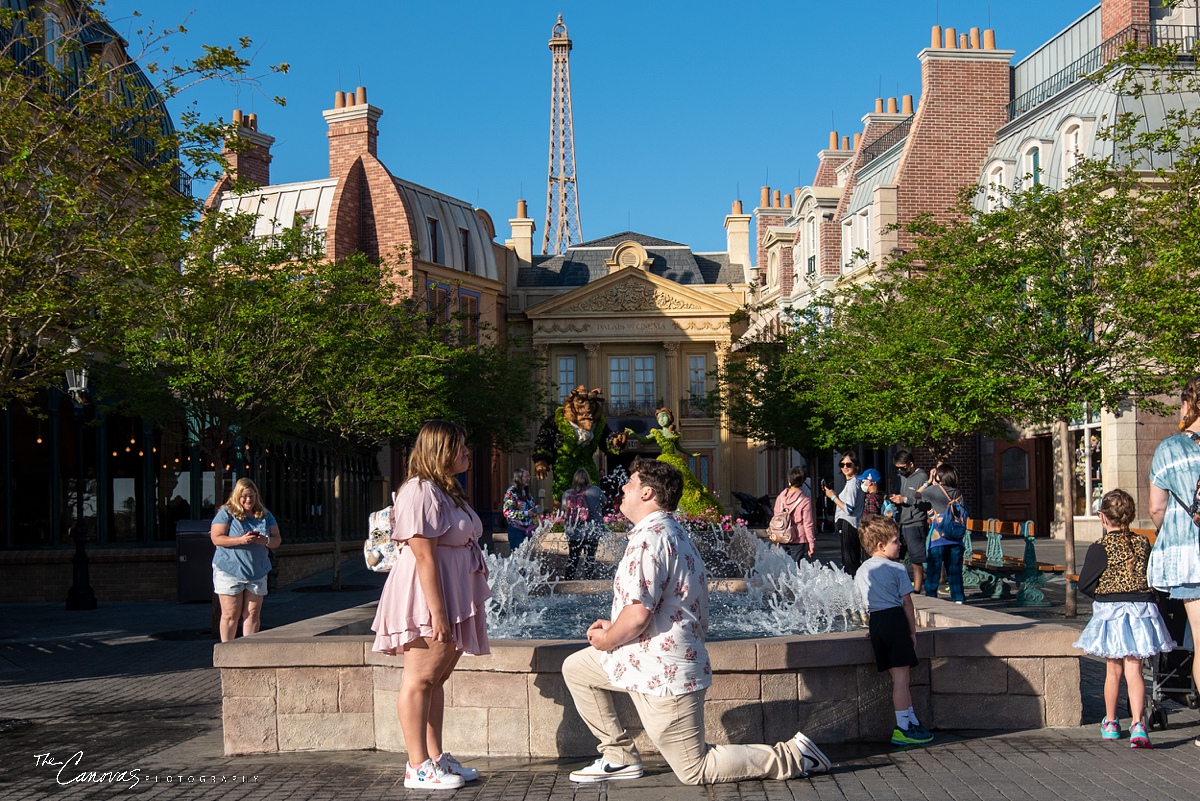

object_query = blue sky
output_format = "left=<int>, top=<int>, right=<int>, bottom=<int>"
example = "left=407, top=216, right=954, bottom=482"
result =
left=102, top=0, right=1094, bottom=252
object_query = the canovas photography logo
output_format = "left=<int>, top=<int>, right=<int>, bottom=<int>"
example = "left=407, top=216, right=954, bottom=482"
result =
left=33, top=751, right=259, bottom=789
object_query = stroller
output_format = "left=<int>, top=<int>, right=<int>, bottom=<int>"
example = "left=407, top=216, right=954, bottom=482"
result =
left=1145, top=592, right=1199, bottom=730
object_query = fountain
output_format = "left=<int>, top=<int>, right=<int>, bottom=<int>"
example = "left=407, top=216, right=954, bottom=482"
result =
left=215, top=518, right=1085, bottom=757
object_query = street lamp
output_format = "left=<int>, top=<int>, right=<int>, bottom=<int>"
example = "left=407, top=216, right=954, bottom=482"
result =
left=65, top=347, right=96, bottom=611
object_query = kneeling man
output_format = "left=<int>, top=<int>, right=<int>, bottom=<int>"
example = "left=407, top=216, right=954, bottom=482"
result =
left=563, top=457, right=831, bottom=785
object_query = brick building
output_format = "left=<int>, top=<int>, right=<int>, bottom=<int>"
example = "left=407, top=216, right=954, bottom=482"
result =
left=756, top=0, right=1197, bottom=540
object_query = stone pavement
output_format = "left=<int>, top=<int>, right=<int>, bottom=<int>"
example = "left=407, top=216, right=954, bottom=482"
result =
left=3, top=540, right=1200, bottom=800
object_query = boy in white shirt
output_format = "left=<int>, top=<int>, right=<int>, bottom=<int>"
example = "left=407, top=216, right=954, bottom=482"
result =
left=854, top=515, right=933, bottom=746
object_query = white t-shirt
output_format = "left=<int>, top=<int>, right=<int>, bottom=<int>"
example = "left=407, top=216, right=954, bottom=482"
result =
left=854, top=555, right=912, bottom=613
left=599, top=510, right=712, bottom=696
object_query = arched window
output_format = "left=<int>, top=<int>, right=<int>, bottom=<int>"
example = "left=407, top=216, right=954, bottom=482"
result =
left=1060, top=120, right=1084, bottom=184
left=984, top=162, right=1007, bottom=211
left=1023, top=145, right=1042, bottom=187
left=43, top=12, right=63, bottom=68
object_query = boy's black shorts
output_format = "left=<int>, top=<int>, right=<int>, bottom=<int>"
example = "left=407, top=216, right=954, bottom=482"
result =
left=868, top=605, right=918, bottom=672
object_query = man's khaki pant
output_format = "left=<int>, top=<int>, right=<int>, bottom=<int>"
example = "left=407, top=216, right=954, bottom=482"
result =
left=561, top=647, right=807, bottom=785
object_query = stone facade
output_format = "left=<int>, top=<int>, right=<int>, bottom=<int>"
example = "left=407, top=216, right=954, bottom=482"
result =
left=216, top=597, right=1082, bottom=757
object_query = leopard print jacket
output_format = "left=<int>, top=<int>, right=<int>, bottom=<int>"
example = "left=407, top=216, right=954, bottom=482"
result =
left=1095, top=531, right=1152, bottom=596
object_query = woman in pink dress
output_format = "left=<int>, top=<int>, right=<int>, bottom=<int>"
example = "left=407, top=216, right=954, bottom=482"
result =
left=372, top=420, right=491, bottom=790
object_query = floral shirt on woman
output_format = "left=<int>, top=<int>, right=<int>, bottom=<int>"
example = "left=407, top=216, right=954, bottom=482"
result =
left=599, top=510, right=711, bottom=697
left=502, top=487, right=537, bottom=528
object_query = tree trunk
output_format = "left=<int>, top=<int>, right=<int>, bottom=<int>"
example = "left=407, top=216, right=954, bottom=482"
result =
left=331, top=458, right=343, bottom=591
left=1056, top=417, right=1077, bottom=618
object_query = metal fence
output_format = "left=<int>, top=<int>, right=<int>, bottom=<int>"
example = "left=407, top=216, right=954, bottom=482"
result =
left=859, top=115, right=914, bottom=169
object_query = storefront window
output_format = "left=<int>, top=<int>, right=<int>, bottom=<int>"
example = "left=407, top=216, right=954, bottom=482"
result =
left=1071, top=405, right=1102, bottom=517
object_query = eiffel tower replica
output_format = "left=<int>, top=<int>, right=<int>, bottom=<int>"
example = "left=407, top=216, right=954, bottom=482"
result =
left=543, top=14, right=583, bottom=255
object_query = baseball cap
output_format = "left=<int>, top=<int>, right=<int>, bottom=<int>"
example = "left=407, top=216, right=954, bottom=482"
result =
left=859, top=469, right=881, bottom=483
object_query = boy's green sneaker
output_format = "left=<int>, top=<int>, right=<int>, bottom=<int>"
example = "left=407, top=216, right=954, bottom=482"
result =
left=892, top=725, right=934, bottom=745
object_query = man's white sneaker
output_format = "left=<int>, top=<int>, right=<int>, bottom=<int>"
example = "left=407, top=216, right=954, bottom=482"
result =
left=404, top=758, right=465, bottom=790
left=437, top=752, right=479, bottom=781
left=568, top=757, right=643, bottom=783
left=793, top=731, right=831, bottom=775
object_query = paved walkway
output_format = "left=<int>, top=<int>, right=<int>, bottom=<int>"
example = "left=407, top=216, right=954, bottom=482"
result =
left=3, top=537, right=1199, bottom=800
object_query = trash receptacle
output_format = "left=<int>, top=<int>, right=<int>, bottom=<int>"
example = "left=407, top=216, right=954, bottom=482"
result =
left=176, top=521, right=215, bottom=602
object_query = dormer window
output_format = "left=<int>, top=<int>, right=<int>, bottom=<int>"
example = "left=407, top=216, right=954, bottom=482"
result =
left=43, top=12, right=64, bottom=68
left=1023, top=145, right=1042, bottom=187
left=1059, top=118, right=1088, bottom=185
left=427, top=218, right=441, bottom=264
left=984, top=161, right=1008, bottom=211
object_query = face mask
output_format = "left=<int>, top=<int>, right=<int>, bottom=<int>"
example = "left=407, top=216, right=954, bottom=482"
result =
left=897, top=465, right=913, bottom=477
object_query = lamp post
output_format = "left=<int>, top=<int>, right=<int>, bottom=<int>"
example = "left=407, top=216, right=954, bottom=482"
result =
left=65, top=354, right=96, bottom=611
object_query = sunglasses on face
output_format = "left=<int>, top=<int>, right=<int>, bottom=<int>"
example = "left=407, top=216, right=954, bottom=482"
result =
left=840, top=462, right=854, bottom=468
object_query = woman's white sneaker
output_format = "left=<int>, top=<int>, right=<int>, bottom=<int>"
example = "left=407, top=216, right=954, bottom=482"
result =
left=404, top=758, right=465, bottom=790
left=437, top=752, right=479, bottom=781
left=568, top=757, right=643, bottom=782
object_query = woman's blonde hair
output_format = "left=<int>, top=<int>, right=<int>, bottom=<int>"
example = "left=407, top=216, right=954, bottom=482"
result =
left=407, top=420, right=469, bottom=510
left=222, top=477, right=267, bottom=521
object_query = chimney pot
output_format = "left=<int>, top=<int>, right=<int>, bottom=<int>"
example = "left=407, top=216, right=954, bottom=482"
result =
left=517, top=199, right=528, bottom=218
left=355, top=86, right=367, bottom=105
left=829, top=130, right=838, bottom=150
left=732, top=199, right=743, bottom=214
left=783, top=193, right=792, bottom=209
left=841, top=136, right=850, bottom=150
left=969, top=27, right=981, bottom=49
left=959, top=33, right=969, bottom=49
left=760, top=186, right=770, bottom=207
left=902, top=94, right=914, bottom=114
left=346, top=92, right=356, bottom=107
left=887, top=97, right=898, bottom=114
left=772, top=190, right=781, bottom=207
left=232, top=108, right=243, bottom=126
left=931, top=25, right=942, bottom=49
left=247, top=113, right=258, bottom=130
left=983, top=29, right=996, bottom=49
left=853, top=132, right=861, bottom=149
left=875, top=97, right=884, bottom=113
left=945, top=27, right=957, bottom=48
left=334, top=91, right=345, bottom=109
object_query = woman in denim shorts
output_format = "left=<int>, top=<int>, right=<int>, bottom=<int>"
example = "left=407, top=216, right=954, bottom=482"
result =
left=210, top=478, right=280, bottom=642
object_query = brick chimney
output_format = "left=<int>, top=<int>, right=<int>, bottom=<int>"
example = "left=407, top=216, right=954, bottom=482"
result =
left=1102, top=0, right=1151, bottom=41
left=724, top=199, right=752, bottom=282
left=754, top=186, right=791, bottom=276
left=322, top=85, right=382, bottom=178
left=223, top=108, right=274, bottom=187
left=892, top=26, right=1014, bottom=246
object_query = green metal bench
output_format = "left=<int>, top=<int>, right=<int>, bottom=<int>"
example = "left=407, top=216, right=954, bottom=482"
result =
left=966, top=520, right=1064, bottom=607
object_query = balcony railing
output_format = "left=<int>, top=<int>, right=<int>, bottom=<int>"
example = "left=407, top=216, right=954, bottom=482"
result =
left=859, top=114, right=914, bottom=169
left=680, top=397, right=713, bottom=418
left=1007, top=23, right=1199, bottom=121
left=608, top=399, right=663, bottom=418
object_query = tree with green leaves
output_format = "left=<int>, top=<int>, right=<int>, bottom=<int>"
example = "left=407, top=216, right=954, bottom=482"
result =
left=0, top=2, right=286, bottom=411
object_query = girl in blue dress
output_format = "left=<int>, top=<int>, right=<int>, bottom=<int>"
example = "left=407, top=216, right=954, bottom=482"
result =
left=1074, top=489, right=1175, bottom=748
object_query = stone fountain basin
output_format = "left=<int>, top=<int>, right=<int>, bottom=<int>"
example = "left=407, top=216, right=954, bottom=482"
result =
left=214, top=596, right=1082, bottom=756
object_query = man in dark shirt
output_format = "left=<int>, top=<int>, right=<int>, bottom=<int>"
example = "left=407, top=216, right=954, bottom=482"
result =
left=887, top=450, right=929, bottom=590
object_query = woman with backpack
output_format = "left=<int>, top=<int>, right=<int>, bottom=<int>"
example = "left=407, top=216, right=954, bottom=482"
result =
left=1147, top=376, right=1200, bottom=745
left=919, top=462, right=967, bottom=604
left=772, top=466, right=816, bottom=563
left=562, top=468, right=606, bottom=579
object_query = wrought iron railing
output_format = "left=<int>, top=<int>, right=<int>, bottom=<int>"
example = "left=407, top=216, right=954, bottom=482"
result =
left=680, top=397, right=713, bottom=418
left=859, top=114, right=914, bottom=169
left=608, top=399, right=663, bottom=418
left=1007, top=23, right=1199, bottom=121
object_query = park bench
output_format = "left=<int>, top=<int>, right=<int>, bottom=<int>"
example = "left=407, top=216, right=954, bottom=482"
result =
left=965, top=520, right=1066, bottom=607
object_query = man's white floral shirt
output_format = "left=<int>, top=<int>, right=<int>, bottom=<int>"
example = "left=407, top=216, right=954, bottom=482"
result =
left=599, top=510, right=711, bottom=696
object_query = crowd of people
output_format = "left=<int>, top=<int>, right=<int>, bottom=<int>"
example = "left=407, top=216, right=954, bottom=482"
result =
left=207, top=375, right=1200, bottom=787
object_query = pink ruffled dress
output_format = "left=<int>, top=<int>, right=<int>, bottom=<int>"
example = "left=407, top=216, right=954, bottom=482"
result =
left=371, top=478, right=492, bottom=656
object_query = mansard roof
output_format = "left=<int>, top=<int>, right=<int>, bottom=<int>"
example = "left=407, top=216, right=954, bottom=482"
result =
left=521, top=231, right=742, bottom=288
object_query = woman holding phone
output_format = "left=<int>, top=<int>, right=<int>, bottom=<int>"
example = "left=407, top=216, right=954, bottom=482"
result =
left=210, top=478, right=281, bottom=642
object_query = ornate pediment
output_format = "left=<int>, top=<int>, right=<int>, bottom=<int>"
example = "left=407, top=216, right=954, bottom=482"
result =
left=561, top=281, right=702, bottom=313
